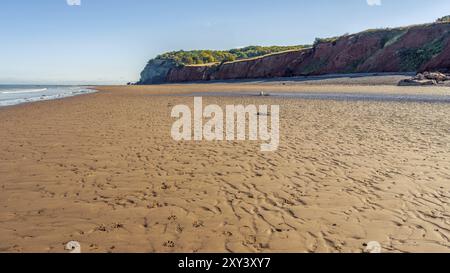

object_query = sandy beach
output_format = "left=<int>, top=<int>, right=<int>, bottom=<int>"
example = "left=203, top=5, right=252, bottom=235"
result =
left=0, top=79, right=449, bottom=253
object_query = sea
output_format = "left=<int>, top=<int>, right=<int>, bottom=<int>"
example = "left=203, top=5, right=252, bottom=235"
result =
left=0, top=85, right=96, bottom=107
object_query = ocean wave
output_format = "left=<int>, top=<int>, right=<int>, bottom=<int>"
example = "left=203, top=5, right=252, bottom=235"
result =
left=1, top=88, right=48, bottom=94
left=0, top=88, right=96, bottom=107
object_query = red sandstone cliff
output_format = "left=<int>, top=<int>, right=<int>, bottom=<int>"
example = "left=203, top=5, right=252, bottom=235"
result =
left=139, top=22, right=450, bottom=84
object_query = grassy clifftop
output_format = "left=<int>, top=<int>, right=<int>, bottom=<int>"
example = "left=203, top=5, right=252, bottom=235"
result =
left=154, top=45, right=311, bottom=66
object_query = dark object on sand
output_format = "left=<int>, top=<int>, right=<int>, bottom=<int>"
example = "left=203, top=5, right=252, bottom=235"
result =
left=257, top=112, right=271, bottom=116
left=398, top=79, right=437, bottom=86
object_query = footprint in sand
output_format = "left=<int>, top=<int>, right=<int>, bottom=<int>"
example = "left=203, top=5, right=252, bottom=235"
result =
left=163, top=241, right=175, bottom=248
left=193, top=220, right=204, bottom=228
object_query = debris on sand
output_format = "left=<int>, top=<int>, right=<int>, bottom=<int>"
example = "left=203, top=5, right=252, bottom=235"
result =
left=398, top=71, right=449, bottom=86
left=398, top=79, right=437, bottom=86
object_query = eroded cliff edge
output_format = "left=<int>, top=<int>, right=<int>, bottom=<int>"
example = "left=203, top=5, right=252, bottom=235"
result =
left=138, top=22, right=450, bottom=84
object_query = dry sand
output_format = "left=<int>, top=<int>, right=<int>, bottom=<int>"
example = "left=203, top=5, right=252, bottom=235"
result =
left=0, top=81, right=449, bottom=253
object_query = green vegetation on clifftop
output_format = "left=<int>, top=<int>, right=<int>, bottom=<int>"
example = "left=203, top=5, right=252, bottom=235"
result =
left=154, top=45, right=311, bottom=66
left=437, top=15, right=450, bottom=23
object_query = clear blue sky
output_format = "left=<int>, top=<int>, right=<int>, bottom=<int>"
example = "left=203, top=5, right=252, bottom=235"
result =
left=0, top=0, right=448, bottom=84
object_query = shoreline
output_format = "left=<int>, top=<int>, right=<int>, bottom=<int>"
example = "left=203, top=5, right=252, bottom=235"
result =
left=2, top=73, right=450, bottom=110
left=147, top=72, right=416, bottom=86
left=0, top=86, right=97, bottom=109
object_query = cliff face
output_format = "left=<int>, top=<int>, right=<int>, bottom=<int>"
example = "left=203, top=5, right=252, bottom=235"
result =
left=138, top=22, right=450, bottom=84
left=166, top=50, right=311, bottom=82
left=139, top=59, right=177, bottom=84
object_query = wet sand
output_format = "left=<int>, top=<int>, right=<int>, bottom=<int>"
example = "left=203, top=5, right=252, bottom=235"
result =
left=0, top=81, right=449, bottom=253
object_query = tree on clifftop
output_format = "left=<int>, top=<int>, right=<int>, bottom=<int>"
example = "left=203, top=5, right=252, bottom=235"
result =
left=436, top=15, right=450, bottom=23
